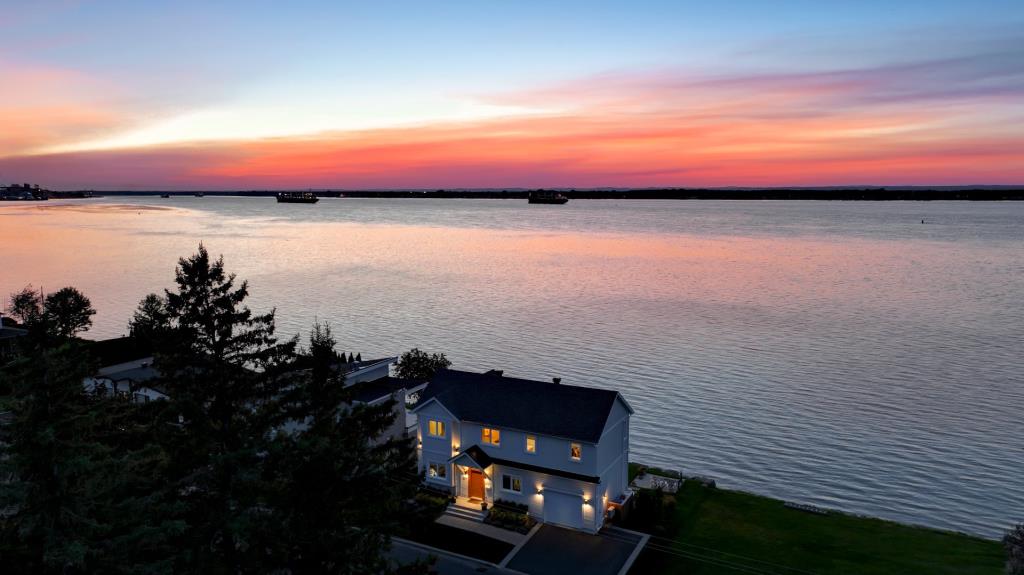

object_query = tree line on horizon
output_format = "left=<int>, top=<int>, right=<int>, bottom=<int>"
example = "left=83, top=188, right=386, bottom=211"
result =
left=0, top=245, right=451, bottom=574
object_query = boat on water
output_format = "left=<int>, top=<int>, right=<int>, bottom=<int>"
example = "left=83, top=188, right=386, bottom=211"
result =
left=276, top=192, right=319, bottom=204
left=527, top=191, right=569, bottom=204
left=160, top=193, right=171, bottom=198
left=194, top=192, right=205, bottom=197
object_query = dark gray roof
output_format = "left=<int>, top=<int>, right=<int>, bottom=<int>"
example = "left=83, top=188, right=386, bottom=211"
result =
left=451, top=444, right=493, bottom=468
left=348, top=376, right=414, bottom=403
left=104, top=365, right=160, bottom=384
left=416, top=369, right=622, bottom=444
left=0, top=327, right=27, bottom=340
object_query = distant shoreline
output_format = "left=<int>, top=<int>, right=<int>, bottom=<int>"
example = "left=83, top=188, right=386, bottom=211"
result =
left=69, top=188, right=1024, bottom=201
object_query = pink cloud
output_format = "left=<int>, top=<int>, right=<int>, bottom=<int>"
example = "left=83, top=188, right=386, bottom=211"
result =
left=1, top=42, right=1022, bottom=188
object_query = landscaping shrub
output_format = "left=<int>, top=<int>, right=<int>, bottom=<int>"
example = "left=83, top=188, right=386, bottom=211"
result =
left=484, top=505, right=536, bottom=533
left=625, top=487, right=677, bottom=536
left=493, top=498, right=529, bottom=513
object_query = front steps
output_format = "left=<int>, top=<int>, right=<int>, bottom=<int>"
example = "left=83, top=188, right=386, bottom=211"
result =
left=444, top=504, right=488, bottom=522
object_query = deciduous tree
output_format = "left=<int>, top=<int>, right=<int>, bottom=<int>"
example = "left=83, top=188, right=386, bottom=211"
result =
left=394, top=348, right=451, bottom=380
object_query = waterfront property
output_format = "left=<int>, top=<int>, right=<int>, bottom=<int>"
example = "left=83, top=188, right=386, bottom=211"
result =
left=412, top=369, right=633, bottom=533
left=80, top=339, right=410, bottom=441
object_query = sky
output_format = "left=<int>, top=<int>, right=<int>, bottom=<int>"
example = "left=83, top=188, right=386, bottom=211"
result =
left=1, top=0, right=1023, bottom=189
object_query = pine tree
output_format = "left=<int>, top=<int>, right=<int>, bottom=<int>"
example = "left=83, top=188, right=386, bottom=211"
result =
left=261, top=320, right=421, bottom=573
left=148, top=245, right=297, bottom=572
left=0, top=330, right=106, bottom=572
left=0, top=291, right=175, bottom=573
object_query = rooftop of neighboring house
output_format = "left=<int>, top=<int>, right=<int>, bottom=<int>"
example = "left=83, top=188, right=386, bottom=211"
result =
left=346, top=376, right=418, bottom=404
left=413, top=369, right=631, bottom=444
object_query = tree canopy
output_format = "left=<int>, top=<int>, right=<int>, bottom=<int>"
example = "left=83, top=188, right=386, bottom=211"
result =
left=2, top=245, right=428, bottom=573
left=394, top=348, right=451, bottom=380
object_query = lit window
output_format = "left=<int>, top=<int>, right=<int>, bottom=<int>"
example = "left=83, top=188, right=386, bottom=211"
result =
left=570, top=442, right=582, bottom=461
left=525, top=435, right=536, bottom=454
left=501, top=474, right=522, bottom=493
left=482, top=427, right=501, bottom=445
left=428, top=462, right=447, bottom=480
left=428, top=419, right=445, bottom=437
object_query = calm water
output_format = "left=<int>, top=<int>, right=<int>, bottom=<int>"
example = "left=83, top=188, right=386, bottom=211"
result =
left=2, top=197, right=1022, bottom=538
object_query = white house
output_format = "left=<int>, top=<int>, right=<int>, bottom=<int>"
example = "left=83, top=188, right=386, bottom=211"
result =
left=412, top=369, right=633, bottom=533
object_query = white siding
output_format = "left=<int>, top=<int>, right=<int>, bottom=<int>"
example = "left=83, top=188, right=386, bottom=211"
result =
left=596, top=396, right=631, bottom=502
left=416, top=400, right=457, bottom=491
left=460, top=421, right=599, bottom=477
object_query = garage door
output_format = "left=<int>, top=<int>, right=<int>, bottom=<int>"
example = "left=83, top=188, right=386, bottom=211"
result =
left=542, top=490, right=584, bottom=529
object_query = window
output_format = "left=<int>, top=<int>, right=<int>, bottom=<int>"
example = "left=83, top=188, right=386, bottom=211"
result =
left=428, top=419, right=445, bottom=437
left=525, top=435, right=536, bottom=454
left=570, top=442, right=582, bottom=461
left=482, top=427, right=501, bottom=445
left=501, top=474, right=522, bottom=493
left=428, top=462, right=447, bottom=480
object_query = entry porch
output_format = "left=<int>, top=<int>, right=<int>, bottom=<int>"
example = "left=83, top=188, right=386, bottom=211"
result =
left=449, top=445, right=495, bottom=505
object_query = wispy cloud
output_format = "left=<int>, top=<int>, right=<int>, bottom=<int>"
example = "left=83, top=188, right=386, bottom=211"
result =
left=2, top=33, right=1022, bottom=188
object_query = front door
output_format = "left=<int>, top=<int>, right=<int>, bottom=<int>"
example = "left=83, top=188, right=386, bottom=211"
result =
left=468, top=470, right=484, bottom=500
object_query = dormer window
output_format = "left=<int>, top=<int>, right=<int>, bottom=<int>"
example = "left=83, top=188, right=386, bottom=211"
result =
left=570, top=442, right=582, bottom=461
left=428, top=419, right=446, bottom=437
left=482, top=427, right=501, bottom=446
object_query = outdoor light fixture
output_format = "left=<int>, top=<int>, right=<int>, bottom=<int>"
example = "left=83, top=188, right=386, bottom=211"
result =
left=584, top=498, right=592, bottom=505
left=536, top=488, right=544, bottom=495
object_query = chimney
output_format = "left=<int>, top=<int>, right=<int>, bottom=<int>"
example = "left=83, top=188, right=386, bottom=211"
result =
left=552, top=377, right=561, bottom=384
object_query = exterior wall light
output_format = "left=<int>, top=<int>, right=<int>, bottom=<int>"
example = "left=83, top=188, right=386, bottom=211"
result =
left=536, top=488, right=544, bottom=495
left=583, top=498, right=592, bottom=505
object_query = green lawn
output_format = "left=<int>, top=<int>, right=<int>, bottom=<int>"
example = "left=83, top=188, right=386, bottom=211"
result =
left=625, top=477, right=1003, bottom=575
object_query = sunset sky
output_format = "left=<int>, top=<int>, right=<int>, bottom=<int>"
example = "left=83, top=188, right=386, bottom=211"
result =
left=2, top=1, right=1023, bottom=189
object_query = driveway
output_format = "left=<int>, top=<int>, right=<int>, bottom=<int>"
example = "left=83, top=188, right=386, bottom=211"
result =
left=390, top=537, right=518, bottom=575
left=504, top=525, right=647, bottom=575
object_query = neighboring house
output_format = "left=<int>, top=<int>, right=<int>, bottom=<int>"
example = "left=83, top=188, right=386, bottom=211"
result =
left=345, top=375, right=418, bottom=443
left=412, top=369, right=633, bottom=533
left=83, top=357, right=168, bottom=403
left=0, top=316, right=27, bottom=361
left=79, top=342, right=411, bottom=444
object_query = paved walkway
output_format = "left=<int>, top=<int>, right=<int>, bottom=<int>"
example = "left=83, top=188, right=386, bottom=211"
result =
left=436, top=514, right=527, bottom=545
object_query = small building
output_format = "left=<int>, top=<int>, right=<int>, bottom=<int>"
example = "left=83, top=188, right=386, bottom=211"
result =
left=0, top=316, right=28, bottom=360
left=412, top=369, right=633, bottom=533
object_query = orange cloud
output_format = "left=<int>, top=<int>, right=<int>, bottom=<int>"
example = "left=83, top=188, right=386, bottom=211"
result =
left=1, top=46, right=1022, bottom=188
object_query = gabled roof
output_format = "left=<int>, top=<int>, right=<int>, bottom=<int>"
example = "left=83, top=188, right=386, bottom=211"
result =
left=414, top=369, right=628, bottom=444
left=450, top=444, right=493, bottom=469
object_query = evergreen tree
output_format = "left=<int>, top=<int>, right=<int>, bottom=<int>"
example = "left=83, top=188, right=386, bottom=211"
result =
left=128, top=293, right=169, bottom=349
left=0, top=329, right=106, bottom=572
left=148, top=244, right=298, bottom=573
left=0, top=292, right=175, bottom=574
left=261, top=320, right=421, bottom=573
